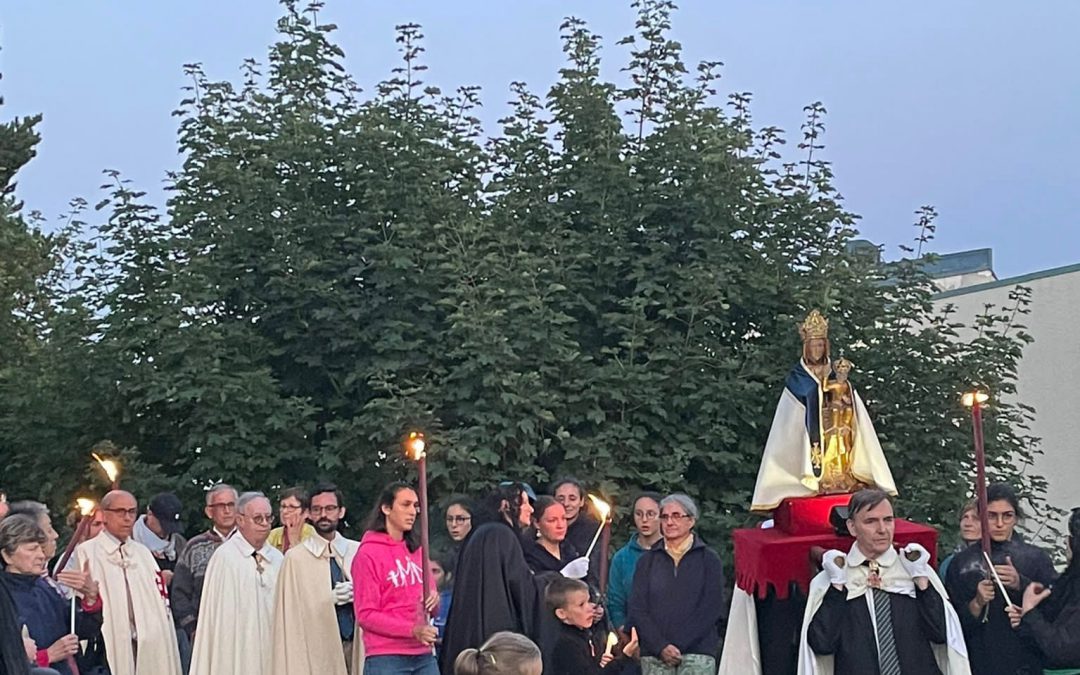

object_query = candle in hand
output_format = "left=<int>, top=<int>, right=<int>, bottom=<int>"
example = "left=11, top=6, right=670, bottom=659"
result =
left=584, top=495, right=611, bottom=560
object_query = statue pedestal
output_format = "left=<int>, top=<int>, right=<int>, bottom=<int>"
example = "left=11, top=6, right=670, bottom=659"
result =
left=773, top=494, right=851, bottom=536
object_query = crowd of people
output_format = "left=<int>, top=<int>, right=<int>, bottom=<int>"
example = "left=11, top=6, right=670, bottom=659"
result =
left=0, top=477, right=1076, bottom=675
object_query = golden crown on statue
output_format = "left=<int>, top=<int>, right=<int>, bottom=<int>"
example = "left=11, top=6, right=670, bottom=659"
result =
left=798, top=309, right=829, bottom=341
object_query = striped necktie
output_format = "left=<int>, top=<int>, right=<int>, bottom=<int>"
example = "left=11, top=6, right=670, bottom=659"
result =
left=872, top=587, right=902, bottom=675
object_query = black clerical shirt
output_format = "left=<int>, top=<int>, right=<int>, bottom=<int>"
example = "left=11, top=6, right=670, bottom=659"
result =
left=807, top=583, right=947, bottom=675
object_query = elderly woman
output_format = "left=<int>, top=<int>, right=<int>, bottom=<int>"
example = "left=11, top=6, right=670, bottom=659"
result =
left=1006, top=507, right=1080, bottom=670
left=5, top=503, right=58, bottom=562
left=628, top=494, right=726, bottom=675
left=0, top=515, right=103, bottom=675
left=938, top=499, right=981, bottom=581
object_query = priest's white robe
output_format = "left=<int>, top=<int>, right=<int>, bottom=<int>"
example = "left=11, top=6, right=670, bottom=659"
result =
left=76, top=531, right=182, bottom=675
left=270, top=532, right=363, bottom=675
left=189, top=534, right=283, bottom=675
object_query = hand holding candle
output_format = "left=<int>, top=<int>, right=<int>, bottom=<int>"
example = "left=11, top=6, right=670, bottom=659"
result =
left=600, top=631, right=618, bottom=667
left=983, top=551, right=1017, bottom=610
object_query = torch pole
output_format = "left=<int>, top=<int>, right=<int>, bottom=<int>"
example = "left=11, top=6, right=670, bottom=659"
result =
left=418, top=453, right=432, bottom=618
left=972, top=398, right=992, bottom=555
left=53, top=514, right=92, bottom=579
left=599, top=517, right=611, bottom=596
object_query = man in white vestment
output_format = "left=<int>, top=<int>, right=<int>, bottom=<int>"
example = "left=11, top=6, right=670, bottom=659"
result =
left=76, top=490, right=182, bottom=675
left=271, top=482, right=362, bottom=675
left=189, top=491, right=283, bottom=675
left=797, top=490, right=970, bottom=675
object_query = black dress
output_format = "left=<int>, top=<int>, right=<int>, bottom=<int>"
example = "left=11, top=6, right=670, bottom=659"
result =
left=1017, top=563, right=1080, bottom=669
left=945, top=538, right=1057, bottom=675
left=438, top=521, right=559, bottom=675
left=0, top=571, right=30, bottom=675
left=523, top=539, right=578, bottom=574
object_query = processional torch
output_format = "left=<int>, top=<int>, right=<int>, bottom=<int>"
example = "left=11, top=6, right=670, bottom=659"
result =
left=962, top=390, right=1014, bottom=610
left=404, top=431, right=433, bottom=617
left=54, top=453, right=121, bottom=578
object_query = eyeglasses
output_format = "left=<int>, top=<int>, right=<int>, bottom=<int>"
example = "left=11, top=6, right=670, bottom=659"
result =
left=659, top=513, right=692, bottom=522
left=208, top=502, right=236, bottom=511
left=103, top=508, right=139, bottom=518
left=634, top=510, right=659, bottom=520
left=245, top=515, right=275, bottom=525
left=988, top=512, right=1016, bottom=523
left=309, top=506, right=340, bottom=516
left=446, top=515, right=472, bottom=525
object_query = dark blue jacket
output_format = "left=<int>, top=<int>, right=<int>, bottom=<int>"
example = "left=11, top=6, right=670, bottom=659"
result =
left=627, top=536, right=726, bottom=659
left=0, top=572, right=101, bottom=675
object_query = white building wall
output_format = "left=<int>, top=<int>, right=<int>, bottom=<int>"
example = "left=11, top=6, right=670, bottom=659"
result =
left=932, top=266, right=1080, bottom=516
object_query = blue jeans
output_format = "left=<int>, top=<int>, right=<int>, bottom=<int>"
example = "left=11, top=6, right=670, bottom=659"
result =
left=364, top=654, right=439, bottom=675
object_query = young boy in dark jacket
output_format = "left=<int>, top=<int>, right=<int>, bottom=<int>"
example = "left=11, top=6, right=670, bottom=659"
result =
left=545, top=577, right=614, bottom=675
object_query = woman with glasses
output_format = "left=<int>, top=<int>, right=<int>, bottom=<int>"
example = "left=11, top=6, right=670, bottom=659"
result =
left=945, top=482, right=1057, bottom=675
left=628, top=494, right=726, bottom=675
left=445, top=497, right=475, bottom=544
left=268, top=487, right=315, bottom=553
left=607, top=492, right=662, bottom=638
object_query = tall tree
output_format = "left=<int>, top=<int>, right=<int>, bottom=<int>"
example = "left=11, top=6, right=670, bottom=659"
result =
left=0, top=2, right=1050, bottom=553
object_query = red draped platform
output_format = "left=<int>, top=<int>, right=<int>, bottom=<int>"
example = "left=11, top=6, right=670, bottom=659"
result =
left=733, top=495, right=939, bottom=600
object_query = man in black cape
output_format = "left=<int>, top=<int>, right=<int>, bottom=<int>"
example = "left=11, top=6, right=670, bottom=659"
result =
left=439, top=482, right=587, bottom=674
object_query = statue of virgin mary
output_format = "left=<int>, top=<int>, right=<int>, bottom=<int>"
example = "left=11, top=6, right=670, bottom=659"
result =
left=750, top=310, right=897, bottom=512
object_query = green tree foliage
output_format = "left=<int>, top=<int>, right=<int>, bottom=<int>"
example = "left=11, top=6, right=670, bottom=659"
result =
left=0, top=1, right=1050, bottom=554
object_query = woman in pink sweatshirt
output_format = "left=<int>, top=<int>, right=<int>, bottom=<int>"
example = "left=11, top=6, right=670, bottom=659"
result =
left=353, top=481, right=439, bottom=675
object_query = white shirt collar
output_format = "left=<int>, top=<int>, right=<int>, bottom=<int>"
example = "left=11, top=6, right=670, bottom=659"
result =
left=846, top=541, right=899, bottom=569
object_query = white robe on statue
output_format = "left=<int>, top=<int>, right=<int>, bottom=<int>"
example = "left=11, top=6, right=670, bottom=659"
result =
left=76, top=530, right=182, bottom=675
left=270, top=532, right=363, bottom=675
left=796, top=543, right=970, bottom=675
left=751, top=363, right=897, bottom=512
left=189, top=533, right=283, bottom=675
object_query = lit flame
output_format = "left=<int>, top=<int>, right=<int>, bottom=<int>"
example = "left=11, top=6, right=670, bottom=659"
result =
left=588, top=494, right=611, bottom=520
left=92, top=453, right=120, bottom=483
left=961, top=391, right=990, bottom=407
left=76, top=498, right=97, bottom=517
left=404, top=432, right=426, bottom=461
left=604, top=631, right=618, bottom=656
